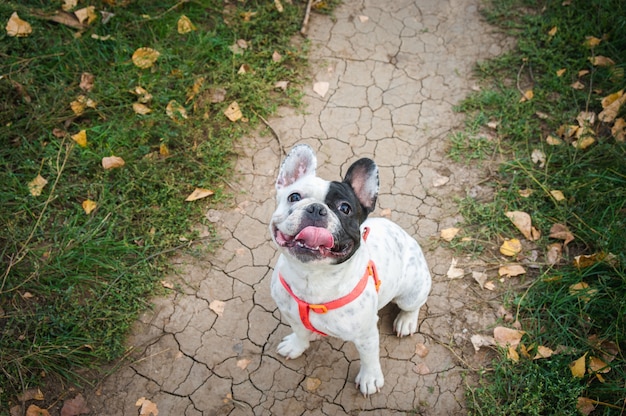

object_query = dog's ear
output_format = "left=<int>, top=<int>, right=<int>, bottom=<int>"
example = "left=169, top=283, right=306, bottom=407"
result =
left=276, top=144, right=317, bottom=190
left=344, top=158, right=379, bottom=213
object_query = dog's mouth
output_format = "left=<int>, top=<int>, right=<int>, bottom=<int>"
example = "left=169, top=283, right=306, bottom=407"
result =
left=274, top=226, right=354, bottom=259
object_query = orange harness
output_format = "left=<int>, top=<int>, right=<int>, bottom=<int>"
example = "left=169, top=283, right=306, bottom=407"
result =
left=278, top=227, right=380, bottom=336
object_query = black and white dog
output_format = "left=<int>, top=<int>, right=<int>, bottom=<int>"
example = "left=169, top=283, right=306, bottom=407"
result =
left=270, top=144, right=431, bottom=395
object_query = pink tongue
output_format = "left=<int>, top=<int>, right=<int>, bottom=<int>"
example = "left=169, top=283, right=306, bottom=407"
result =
left=295, top=226, right=334, bottom=248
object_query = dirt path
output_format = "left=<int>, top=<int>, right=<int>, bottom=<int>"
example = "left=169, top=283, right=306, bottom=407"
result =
left=90, top=0, right=511, bottom=414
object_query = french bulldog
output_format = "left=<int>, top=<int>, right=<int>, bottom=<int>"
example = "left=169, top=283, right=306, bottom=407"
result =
left=269, top=144, right=431, bottom=396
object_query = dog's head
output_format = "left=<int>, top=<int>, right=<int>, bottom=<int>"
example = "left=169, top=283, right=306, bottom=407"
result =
left=270, top=144, right=379, bottom=264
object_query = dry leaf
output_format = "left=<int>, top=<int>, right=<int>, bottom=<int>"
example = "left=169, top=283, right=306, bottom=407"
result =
left=79, top=72, right=95, bottom=92
left=415, top=342, right=429, bottom=357
left=470, top=334, right=496, bottom=352
left=135, top=397, right=159, bottom=416
left=576, top=397, right=596, bottom=416
left=484, top=281, right=496, bottom=290
left=6, top=12, right=32, bottom=37
left=550, top=190, right=565, bottom=201
left=25, top=405, right=50, bottom=416
left=358, top=15, right=369, bottom=23
left=549, top=223, right=574, bottom=246
left=472, top=271, right=488, bottom=289
left=131, top=86, right=153, bottom=103
left=588, top=356, right=610, bottom=374
left=101, top=156, right=125, bottom=169
left=132, top=47, right=160, bottom=69
left=432, top=174, right=450, bottom=187
left=498, top=264, right=526, bottom=278
left=500, top=238, right=522, bottom=256
left=177, top=15, right=196, bottom=34
left=589, top=56, right=615, bottom=67
left=583, top=36, right=602, bottom=48
left=519, top=89, right=534, bottom=102
left=305, top=377, right=321, bottom=391
left=159, top=143, right=169, bottom=157
left=571, top=80, right=585, bottom=90
left=71, top=130, right=87, bottom=147
left=446, top=258, right=464, bottom=279
left=574, top=253, right=605, bottom=269
left=505, top=211, right=540, bottom=241
left=209, top=300, right=225, bottom=316
left=569, top=282, right=597, bottom=302
left=74, top=6, right=97, bottom=25
left=224, top=101, right=243, bottom=122
left=533, top=345, right=554, bottom=360
left=440, top=227, right=460, bottom=242
left=601, top=89, right=623, bottom=108
left=570, top=353, right=587, bottom=378
left=185, top=188, right=214, bottom=201
left=272, top=50, right=282, bottom=62
left=599, top=93, right=626, bottom=123
left=493, top=326, right=525, bottom=348
left=546, top=243, right=562, bottom=265
left=61, top=393, right=89, bottom=416
left=274, top=0, right=284, bottom=13
left=62, top=0, right=78, bottom=11
left=507, top=345, right=520, bottom=362
left=413, top=362, right=431, bottom=375
left=166, top=100, right=188, bottom=120
left=208, top=87, right=227, bottom=103
left=274, top=80, right=289, bottom=91
left=531, top=149, right=545, bottom=167
left=82, top=199, right=96, bottom=215
left=236, top=358, right=251, bottom=370
left=132, top=102, right=152, bottom=115
left=518, top=188, right=533, bottom=197
left=186, top=77, right=205, bottom=103
left=241, top=11, right=257, bottom=22
left=611, top=118, right=626, bottom=142
left=548, top=26, right=557, bottom=36
left=546, top=135, right=563, bottom=145
left=238, top=63, right=253, bottom=74
left=556, top=68, right=566, bottom=77
left=18, top=388, right=44, bottom=402
left=160, top=280, right=174, bottom=289
left=572, top=136, right=595, bottom=149
left=28, top=175, right=48, bottom=196
left=313, top=81, right=330, bottom=98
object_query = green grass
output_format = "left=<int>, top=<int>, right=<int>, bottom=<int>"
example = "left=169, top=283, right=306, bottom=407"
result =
left=453, top=0, right=626, bottom=414
left=0, top=0, right=308, bottom=405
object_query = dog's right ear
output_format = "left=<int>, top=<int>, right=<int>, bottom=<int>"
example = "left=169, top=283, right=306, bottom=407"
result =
left=276, top=144, right=317, bottom=190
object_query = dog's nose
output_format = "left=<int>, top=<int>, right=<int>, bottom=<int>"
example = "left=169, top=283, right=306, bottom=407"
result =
left=306, top=203, right=327, bottom=218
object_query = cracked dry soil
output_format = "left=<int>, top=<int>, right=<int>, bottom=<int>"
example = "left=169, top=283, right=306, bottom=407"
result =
left=89, top=0, right=514, bottom=414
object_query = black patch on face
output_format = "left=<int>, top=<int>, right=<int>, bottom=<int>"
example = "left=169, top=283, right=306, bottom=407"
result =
left=325, top=181, right=370, bottom=263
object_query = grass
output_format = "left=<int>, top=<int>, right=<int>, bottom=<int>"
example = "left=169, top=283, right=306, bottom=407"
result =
left=451, top=0, right=626, bottom=414
left=0, top=0, right=308, bottom=406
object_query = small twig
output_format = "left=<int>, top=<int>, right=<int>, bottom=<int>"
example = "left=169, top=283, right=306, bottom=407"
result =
left=300, top=0, right=314, bottom=36
left=253, top=109, right=285, bottom=156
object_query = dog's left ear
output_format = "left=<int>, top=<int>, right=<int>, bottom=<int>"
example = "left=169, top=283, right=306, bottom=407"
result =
left=344, top=158, right=379, bottom=213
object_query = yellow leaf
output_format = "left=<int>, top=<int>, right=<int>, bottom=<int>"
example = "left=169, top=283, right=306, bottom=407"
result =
left=159, top=143, right=170, bottom=157
left=494, top=326, right=525, bottom=348
left=177, top=15, right=196, bottom=34
left=28, top=174, right=48, bottom=196
left=519, top=89, right=534, bottom=102
left=546, top=135, right=563, bottom=145
left=589, top=56, right=615, bottom=67
left=274, top=0, right=284, bottom=13
left=6, top=12, right=32, bottom=37
left=305, top=377, right=321, bottom=391
left=505, top=211, right=541, bottom=241
left=224, top=101, right=243, bottom=122
left=132, top=102, right=152, bottom=115
left=25, top=405, right=50, bottom=416
left=612, top=118, right=626, bottom=142
left=498, top=264, right=526, bottom=278
left=101, top=156, right=125, bottom=169
left=70, top=96, right=86, bottom=115
left=62, top=0, right=78, bottom=11
left=583, top=36, right=602, bottom=48
left=570, top=353, right=587, bottom=378
left=185, top=188, right=214, bottom=202
left=556, top=68, right=566, bottom=77
left=572, top=136, right=595, bottom=149
left=186, top=77, right=205, bottom=103
left=507, top=345, right=520, bottom=362
left=71, top=130, right=87, bottom=147
left=440, top=227, right=460, bottom=242
left=74, top=6, right=97, bottom=25
left=548, top=26, right=557, bottom=37
left=574, top=253, right=605, bottom=269
left=132, top=47, right=160, bottom=69
left=550, top=190, right=565, bottom=201
left=518, top=188, right=533, bottom=197
left=166, top=100, right=188, bottom=120
left=82, top=199, right=97, bottom=214
left=599, top=92, right=626, bottom=123
left=500, top=238, right=522, bottom=256
left=241, top=11, right=257, bottom=22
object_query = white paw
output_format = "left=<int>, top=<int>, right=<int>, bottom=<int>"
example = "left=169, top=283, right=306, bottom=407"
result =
left=276, top=333, right=309, bottom=359
left=393, top=310, right=419, bottom=337
left=355, top=367, right=384, bottom=396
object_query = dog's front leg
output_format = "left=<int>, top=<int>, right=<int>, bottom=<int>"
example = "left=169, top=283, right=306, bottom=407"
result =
left=353, top=329, right=384, bottom=395
left=277, top=321, right=311, bottom=359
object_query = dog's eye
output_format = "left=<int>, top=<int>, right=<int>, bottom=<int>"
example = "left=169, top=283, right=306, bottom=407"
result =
left=287, top=193, right=301, bottom=203
left=338, top=202, right=352, bottom=215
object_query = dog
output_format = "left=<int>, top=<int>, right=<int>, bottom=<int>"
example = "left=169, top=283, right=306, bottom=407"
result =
left=269, top=144, right=432, bottom=395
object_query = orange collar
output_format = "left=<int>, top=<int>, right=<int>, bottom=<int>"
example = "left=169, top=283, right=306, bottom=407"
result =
left=278, top=227, right=380, bottom=336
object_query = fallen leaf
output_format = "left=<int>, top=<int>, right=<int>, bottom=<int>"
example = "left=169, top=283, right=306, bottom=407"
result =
left=62, top=0, right=78, bottom=11
left=79, top=72, right=95, bottom=92
left=570, top=353, right=587, bottom=378
left=533, top=345, right=554, bottom=360
left=305, top=377, right=321, bottom=391
left=550, top=190, right=565, bottom=201
left=313, top=81, right=330, bottom=98
left=413, top=362, right=431, bottom=375
left=358, top=15, right=370, bottom=23
left=166, top=100, right=188, bottom=121
left=415, top=342, right=429, bottom=357
left=71, top=130, right=87, bottom=147
left=82, top=199, right=96, bottom=214
left=548, top=26, right=557, bottom=37
left=208, top=87, right=227, bottom=103
left=500, top=238, right=522, bottom=256
left=224, top=101, right=242, bottom=122
left=177, top=15, right=196, bottom=34
left=498, top=264, right=526, bottom=278
left=583, top=36, right=602, bottom=48
left=28, top=175, right=48, bottom=196
left=440, top=227, right=460, bottom=242
left=546, top=243, right=562, bottom=265
left=446, top=258, right=464, bottom=279
left=432, top=173, right=450, bottom=187
left=131, top=86, right=153, bottom=103
left=599, top=92, right=626, bottom=123
left=6, top=12, right=32, bottom=37
left=569, top=281, right=597, bottom=302
left=61, top=393, right=89, bottom=416
left=484, top=281, right=496, bottom=290
left=185, top=188, right=214, bottom=201
left=505, top=211, right=541, bottom=241
left=507, top=345, right=520, bottom=362
left=274, top=80, right=289, bottom=91
left=556, top=68, right=566, bottom=77
left=545, top=135, right=563, bottom=145
left=496, top=305, right=514, bottom=322
left=25, top=405, right=50, bottom=416
left=236, top=358, right=251, bottom=370
left=159, top=143, right=169, bottom=157
left=549, top=223, right=574, bottom=246
left=472, top=271, right=488, bottom=289
left=209, top=300, right=225, bottom=316
left=160, top=280, right=174, bottom=289
left=531, top=149, right=545, bottom=167
left=518, top=188, right=533, bottom=197
left=132, top=47, right=160, bottom=69
left=272, top=51, right=282, bottom=62
left=238, top=63, right=254, bottom=75
left=101, top=156, right=125, bottom=169
left=74, top=6, right=97, bottom=25
left=574, top=253, right=605, bottom=269
left=135, top=397, right=158, bottom=416
left=18, top=388, right=44, bottom=402
left=274, top=0, right=284, bottom=13
left=588, top=356, right=610, bottom=374
left=611, top=118, right=626, bottom=142
left=493, top=326, right=525, bottom=348
left=571, top=80, right=585, bottom=90
left=471, top=334, right=496, bottom=352
left=576, top=397, right=596, bottom=415
left=572, top=136, right=595, bottom=149
left=589, top=56, right=615, bottom=67
left=186, top=77, right=205, bottom=103
left=132, top=102, right=152, bottom=115
left=241, top=11, right=257, bottom=22
left=519, top=89, right=534, bottom=102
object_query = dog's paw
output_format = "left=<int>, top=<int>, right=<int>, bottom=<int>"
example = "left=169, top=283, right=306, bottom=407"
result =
left=355, top=367, right=384, bottom=396
left=277, top=333, right=309, bottom=359
left=393, top=310, right=419, bottom=337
